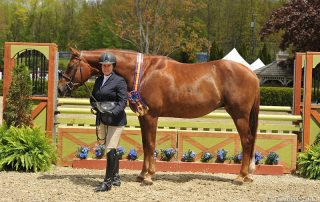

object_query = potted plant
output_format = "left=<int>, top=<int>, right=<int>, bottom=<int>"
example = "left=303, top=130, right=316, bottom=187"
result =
left=233, top=153, right=242, bottom=164
left=154, top=149, right=159, bottom=160
left=127, top=148, right=138, bottom=161
left=160, top=148, right=176, bottom=161
left=265, top=152, right=279, bottom=165
left=181, top=150, right=196, bottom=162
left=216, top=149, right=228, bottom=163
left=255, top=152, right=263, bottom=165
left=94, top=144, right=105, bottom=159
left=116, top=146, right=125, bottom=159
left=200, top=152, right=214, bottom=163
left=75, top=146, right=89, bottom=160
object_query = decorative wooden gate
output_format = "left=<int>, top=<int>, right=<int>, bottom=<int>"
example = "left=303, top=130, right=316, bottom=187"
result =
left=294, top=52, right=320, bottom=149
left=3, top=42, right=58, bottom=140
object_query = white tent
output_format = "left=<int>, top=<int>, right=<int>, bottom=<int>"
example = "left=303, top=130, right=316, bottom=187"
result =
left=223, top=48, right=251, bottom=68
left=250, top=58, right=265, bottom=71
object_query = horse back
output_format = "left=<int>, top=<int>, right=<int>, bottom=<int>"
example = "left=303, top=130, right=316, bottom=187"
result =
left=140, top=58, right=259, bottom=118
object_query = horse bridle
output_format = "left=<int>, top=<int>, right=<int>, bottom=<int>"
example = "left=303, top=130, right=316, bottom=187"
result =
left=59, top=57, right=84, bottom=93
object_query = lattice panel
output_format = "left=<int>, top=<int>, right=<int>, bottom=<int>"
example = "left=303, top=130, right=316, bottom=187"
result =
left=178, top=131, right=297, bottom=173
left=58, top=127, right=177, bottom=166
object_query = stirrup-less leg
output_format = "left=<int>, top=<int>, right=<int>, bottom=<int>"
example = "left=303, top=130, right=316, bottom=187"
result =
left=113, top=153, right=121, bottom=186
left=95, top=149, right=116, bottom=192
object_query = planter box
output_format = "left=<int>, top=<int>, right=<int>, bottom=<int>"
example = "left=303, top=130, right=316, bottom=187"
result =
left=72, top=158, right=284, bottom=175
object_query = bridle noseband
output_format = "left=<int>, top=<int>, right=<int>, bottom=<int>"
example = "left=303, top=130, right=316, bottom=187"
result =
left=59, top=57, right=85, bottom=93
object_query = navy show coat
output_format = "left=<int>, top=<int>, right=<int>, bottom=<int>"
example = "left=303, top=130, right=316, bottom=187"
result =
left=90, top=72, right=128, bottom=126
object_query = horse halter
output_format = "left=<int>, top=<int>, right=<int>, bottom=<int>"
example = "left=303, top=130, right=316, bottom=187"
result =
left=60, top=57, right=84, bottom=93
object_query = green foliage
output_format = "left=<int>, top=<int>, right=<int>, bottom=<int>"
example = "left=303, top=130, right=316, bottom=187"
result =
left=260, top=87, right=293, bottom=106
left=63, top=83, right=293, bottom=107
left=313, top=133, right=320, bottom=146
left=297, top=143, right=320, bottom=180
left=258, top=43, right=272, bottom=64
left=238, top=43, right=249, bottom=62
left=0, top=125, right=57, bottom=172
left=209, top=40, right=224, bottom=61
left=0, top=1, right=283, bottom=58
left=3, top=64, right=33, bottom=127
left=265, top=152, right=279, bottom=165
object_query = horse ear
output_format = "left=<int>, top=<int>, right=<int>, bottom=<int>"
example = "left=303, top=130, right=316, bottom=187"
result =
left=69, top=47, right=80, bottom=56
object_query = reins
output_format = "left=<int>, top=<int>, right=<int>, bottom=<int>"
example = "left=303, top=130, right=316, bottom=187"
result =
left=61, top=54, right=107, bottom=146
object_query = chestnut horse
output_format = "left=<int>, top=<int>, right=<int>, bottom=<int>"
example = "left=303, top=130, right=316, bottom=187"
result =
left=58, top=48, right=260, bottom=185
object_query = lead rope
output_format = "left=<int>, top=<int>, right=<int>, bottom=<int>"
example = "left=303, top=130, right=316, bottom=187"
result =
left=79, top=65, right=107, bottom=146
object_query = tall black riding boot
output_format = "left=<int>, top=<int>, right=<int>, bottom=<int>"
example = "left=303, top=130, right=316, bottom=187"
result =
left=113, top=153, right=121, bottom=186
left=95, top=149, right=116, bottom=192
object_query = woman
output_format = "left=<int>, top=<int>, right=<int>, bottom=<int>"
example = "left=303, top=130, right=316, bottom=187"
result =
left=90, top=53, right=128, bottom=192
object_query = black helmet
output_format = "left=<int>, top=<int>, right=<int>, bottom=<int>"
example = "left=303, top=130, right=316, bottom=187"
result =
left=99, top=53, right=116, bottom=65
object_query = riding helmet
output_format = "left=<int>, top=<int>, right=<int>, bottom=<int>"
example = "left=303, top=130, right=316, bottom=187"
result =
left=99, top=53, right=116, bottom=65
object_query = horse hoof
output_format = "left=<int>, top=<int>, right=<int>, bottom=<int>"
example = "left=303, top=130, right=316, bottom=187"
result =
left=243, top=176, right=254, bottom=183
left=233, top=176, right=244, bottom=185
left=136, top=176, right=144, bottom=182
left=141, top=179, right=153, bottom=186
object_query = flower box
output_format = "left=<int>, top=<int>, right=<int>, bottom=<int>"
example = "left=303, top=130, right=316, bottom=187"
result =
left=72, top=158, right=284, bottom=175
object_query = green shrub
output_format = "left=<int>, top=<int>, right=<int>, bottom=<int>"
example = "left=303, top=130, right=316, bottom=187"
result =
left=3, top=64, right=33, bottom=127
left=0, top=125, right=57, bottom=172
left=260, top=87, right=293, bottom=106
left=61, top=83, right=293, bottom=106
left=297, top=143, right=320, bottom=180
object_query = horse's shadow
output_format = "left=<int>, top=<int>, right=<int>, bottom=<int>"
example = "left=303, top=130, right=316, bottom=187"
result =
left=38, top=171, right=234, bottom=188
left=152, top=173, right=234, bottom=183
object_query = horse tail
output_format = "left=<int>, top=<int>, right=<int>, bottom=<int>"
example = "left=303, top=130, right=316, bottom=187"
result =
left=249, top=90, right=260, bottom=160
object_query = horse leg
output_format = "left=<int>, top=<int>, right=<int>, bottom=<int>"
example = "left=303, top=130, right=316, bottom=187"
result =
left=136, top=114, right=158, bottom=185
left=136, top=128, right=148, bottom=182
left=233, top=117, right=255, bottom=185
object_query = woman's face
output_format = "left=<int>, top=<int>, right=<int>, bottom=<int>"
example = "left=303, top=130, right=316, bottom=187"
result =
left=101, top=63, right=113, bottom=76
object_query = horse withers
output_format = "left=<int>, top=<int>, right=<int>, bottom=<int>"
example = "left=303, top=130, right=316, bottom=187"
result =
left=58, top=48, right=260, bottom=185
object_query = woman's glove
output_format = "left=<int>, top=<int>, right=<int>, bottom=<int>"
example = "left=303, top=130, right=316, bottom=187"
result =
left=105, top=110, right=113, bottom=116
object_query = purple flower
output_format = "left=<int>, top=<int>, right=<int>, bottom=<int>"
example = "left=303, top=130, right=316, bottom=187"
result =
left=216, top=149, right=228, bottom=163
left=255, top=152, right=263, bottom=165
left=94, top=145, right=105, bottom=159
left=160, top=148, right=176, bottom=161
left=127, top=148, right=138, bottom=160
left=117, top=146, right=125, bottom=155
left=181, top=150, right=196, bottom=162
left=154, top=149, right=158, bottom=160
left=265, top=152, right=279, bottom=165
left=201, top=152, right=213, bottom=162
left=233, top=153, right=242, bottom=164
left=76, top=146, right=89, bottom=159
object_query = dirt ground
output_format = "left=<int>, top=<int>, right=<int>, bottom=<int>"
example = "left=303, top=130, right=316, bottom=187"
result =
left=0, top=166, right=319, bottom=202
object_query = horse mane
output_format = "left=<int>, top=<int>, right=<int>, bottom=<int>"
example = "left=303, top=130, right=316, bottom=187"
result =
left=83, top=48, right=175, bottom=61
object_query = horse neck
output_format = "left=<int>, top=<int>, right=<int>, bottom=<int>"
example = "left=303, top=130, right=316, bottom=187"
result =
left=82, top=50, right=137, bottom=90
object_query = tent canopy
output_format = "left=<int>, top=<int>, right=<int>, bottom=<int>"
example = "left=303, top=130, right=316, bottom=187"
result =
left=223, top=48, right=251, bottom=68
left=250, top=58, right=265, bottom=71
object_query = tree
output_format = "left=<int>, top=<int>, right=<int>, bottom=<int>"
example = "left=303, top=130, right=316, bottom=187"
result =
left=209, top=40, right=223, bottom=61
left=4, top=64, right=33, bottom=127
left=258, top=43, right=272, bottom=64
left=110, top=0, right=207, bottom=60
left=260, top=0, right=320, bottom=52
left=238, top=43, right=249, bottom=62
